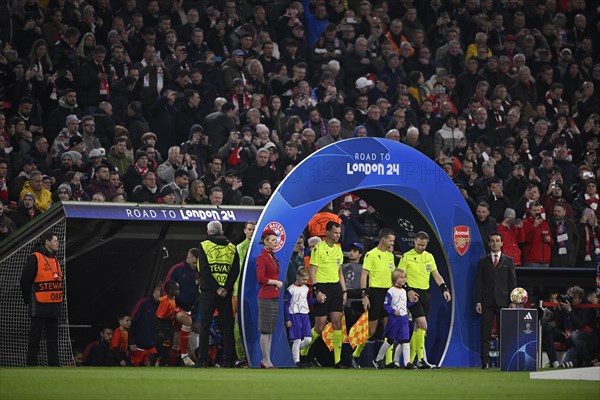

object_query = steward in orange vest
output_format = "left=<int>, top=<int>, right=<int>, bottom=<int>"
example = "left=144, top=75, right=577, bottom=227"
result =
left=20, top=232, right=63, bottom=366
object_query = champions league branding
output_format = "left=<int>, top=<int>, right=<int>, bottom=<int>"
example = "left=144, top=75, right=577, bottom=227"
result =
left=240, top=138, right=483, bottom=368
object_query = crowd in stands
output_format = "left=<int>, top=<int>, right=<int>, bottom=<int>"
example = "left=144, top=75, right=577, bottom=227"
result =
left=1, top=0, right=600, bottom=266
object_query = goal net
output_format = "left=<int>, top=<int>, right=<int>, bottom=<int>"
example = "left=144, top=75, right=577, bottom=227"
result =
left=0, top=219, right=74, bottom=367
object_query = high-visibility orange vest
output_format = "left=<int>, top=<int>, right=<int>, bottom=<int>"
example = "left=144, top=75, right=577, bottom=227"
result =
left=33, top=252, right=63, bottom=303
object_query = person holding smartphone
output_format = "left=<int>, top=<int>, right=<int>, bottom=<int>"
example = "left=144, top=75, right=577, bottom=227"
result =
left=522, top=201, right=553, bottom=267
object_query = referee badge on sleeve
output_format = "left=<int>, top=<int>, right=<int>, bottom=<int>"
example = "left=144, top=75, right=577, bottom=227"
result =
left=426, top=264, right=432, bottom=272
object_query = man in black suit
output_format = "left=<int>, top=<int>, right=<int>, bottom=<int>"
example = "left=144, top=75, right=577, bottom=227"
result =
left=475, top=232, right=517, bottom=369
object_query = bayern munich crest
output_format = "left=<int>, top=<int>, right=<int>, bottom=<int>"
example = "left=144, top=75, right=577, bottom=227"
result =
left=453, top=225, right=471, bottom=256
left=265, top=221, right=286, bottom=252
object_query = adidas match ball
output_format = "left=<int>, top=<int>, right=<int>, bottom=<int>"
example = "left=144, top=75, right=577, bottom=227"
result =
left=510, top=287, right=528, bottom=304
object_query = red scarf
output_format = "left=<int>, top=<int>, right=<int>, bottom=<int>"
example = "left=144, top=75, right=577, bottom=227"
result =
left=545, top=91, right=561, bottom=115
left=227, top=146, right=242, bottom=166
left=584, top=224, right=600, bottom=261
left=493, top=112, right=503, bottom=128
left=0, top=177, right=7, bottom=202
left=524, top=200, right=546, bottom=220
left=134, top=164, right=149, bottom=176
left=585, top=193, right=598, bottom=210
left=230, top=90, right=251, bottom=112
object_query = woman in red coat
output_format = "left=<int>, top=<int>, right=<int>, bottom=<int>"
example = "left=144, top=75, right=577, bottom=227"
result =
left=256, top=228, right=283, bottom=368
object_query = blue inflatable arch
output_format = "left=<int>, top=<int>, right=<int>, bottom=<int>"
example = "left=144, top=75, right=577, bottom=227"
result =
left=240, top=138, right=485, bottom=367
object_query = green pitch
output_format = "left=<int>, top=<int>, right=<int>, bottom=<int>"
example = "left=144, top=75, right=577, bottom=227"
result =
left=1, top=367, right=598, bottom=399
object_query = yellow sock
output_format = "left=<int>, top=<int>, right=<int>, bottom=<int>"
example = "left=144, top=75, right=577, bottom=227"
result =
left=352, top=342, right=365, bottom=358
left=409, top=330, right=419, bottom=363
left=332, top=330, right=343, bottom=364
left=416, top=328, right=425, bottom=361
left=385, top=342, right=393, bottom=365
left=419, top=329, right=426, bottom=361
left=300, top=328, right=320, bottom=356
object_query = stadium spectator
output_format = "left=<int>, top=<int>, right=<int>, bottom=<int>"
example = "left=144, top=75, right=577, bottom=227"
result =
left=186, top=179, right=209, bottom=205
left=181, top=125, right=211, bottom=179
left=241, top=148, right=276, bottom=198
left=131, top=171, right=159, bottom=203
left=156, top=146, right=197, bottom=186
left=84, top=165, right=117, bottom=201
left=475, top=201, right=497, bottom=253
left=251, top=180, right=270, bottom=207
left=123, top=151, right=150, bottom=198
left=522, top=201, right=553, bottom=268
left=107, top=136, right=133, bottom=175
left=549, top=203, right=580, bottom=268
left=203, top=102, right=237, bottom=153
left=0, top=200, right=16, bottom=240
left=19, top=171, right=52, bottom=212
left=164, top=169, right=189, bottom=205
left=208, top=186, right=224, bottom=206
left=496, top=208, right=525, bottom=266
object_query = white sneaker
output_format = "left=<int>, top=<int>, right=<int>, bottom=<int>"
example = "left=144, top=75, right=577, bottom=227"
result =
left=182, top=355, right=195, bottom=367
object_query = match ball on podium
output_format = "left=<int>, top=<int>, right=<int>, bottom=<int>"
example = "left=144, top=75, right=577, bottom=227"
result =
left=510, top=287, right=528, bottom=304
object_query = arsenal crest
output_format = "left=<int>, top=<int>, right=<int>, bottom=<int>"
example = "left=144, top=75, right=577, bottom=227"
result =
left=453, top=226, right=471, bottom=256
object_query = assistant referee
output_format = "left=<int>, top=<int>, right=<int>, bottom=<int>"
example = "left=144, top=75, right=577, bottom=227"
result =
left=352, top=228, right=396, bottom=366
left=306, top=221, right=348, bottom=368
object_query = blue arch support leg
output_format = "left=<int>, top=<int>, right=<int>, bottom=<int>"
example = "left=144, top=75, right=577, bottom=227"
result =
left=240, top=138, right=484, bottom=368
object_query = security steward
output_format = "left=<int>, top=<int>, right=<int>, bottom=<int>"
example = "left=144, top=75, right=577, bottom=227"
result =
left=353, top=228, right=397, bottom=365
left=20, top=231, right=63, bottom=366
left=398, top=231, right=451, bottom=369
left=307, top=221, right=348, bottom=368
left=196, top=220, right=240, bottom=368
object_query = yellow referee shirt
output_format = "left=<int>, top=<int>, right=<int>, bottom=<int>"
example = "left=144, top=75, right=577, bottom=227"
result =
left=397, top=249, right=437, bottom=290
left=310, top=241, right=343, bottom=283
left=362, top=247, right=395, bottom=288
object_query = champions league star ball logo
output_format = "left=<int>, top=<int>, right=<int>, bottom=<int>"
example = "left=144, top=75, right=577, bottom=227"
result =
left=397, top=218, right=414, bottom=232
left=265, top=221, right=286, bottom=252
left=453, top=226, right=471, bottom=256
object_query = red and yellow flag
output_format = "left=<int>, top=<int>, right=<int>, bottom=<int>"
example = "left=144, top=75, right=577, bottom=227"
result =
left=322, top=314, right=349, bottom=351
left=347, top=311, right=369, bottom=349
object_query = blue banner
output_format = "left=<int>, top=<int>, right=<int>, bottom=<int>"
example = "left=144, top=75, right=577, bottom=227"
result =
left=61, top=202, right=263, bottom=222
left=240, top=138, right=484, bottom=368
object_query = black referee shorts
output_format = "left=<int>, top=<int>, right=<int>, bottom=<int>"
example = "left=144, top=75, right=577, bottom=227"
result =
left=368, top=287, right=388, bottom=321
left=313, top=283, right=344, bottom=317
left=408, top=288, right=430, bottom=319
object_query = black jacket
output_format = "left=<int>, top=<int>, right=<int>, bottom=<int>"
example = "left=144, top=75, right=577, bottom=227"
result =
left=476, top=253, right=517, bottom=309
left=131, top=184, right=159, bottom=203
